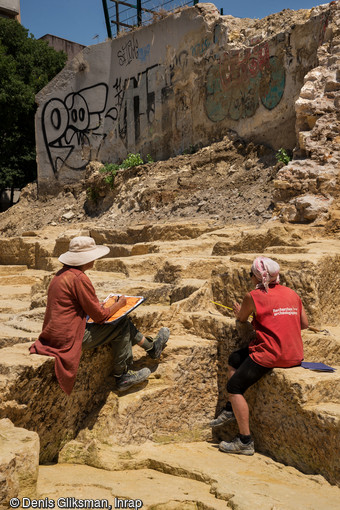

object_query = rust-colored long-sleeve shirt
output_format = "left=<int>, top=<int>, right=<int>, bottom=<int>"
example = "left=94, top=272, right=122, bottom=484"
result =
left=29, top=267, right=112, bottom=394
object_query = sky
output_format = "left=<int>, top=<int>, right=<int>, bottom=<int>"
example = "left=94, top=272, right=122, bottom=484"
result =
left=21, top=0, right=324, bottom=47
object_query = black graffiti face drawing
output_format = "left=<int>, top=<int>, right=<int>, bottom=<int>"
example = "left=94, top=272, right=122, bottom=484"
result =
left=41, top=83, right=108, bottom=174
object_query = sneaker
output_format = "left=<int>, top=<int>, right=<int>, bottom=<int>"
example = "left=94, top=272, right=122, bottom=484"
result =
left=147, top=327, right=170, bottom=359
left=219, top=436, right=255, bottom=456
left=115, top=368, right=151, bottom=391
left=209, top=408, right=236, bottom=427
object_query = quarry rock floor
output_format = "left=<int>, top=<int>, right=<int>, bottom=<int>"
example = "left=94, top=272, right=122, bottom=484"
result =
left=1, top=3, right=340, bottom=504
left=38, top=442, right=340, bottom=510
left=0, top=220, right=339, bottom=508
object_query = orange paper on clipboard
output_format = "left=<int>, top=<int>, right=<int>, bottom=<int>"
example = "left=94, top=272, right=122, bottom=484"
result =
left=87, top=293, right=145, bottom=324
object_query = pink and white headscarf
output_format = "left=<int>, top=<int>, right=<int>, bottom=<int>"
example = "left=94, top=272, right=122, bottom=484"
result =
left=251, top=256, right=280, bottom=292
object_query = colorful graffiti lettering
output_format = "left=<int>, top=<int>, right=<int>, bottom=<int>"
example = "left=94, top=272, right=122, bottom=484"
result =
left=260, top=57, right=286, bottom=110
left=205, top=42, right=285, bottom=122
left=41, top=84, right=108, bottom=173
left=191, top=38, right=210, bottom=57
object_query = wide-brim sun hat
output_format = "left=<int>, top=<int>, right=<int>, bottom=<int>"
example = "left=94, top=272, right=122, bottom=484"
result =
left=58, top=236, right=110, bottom=266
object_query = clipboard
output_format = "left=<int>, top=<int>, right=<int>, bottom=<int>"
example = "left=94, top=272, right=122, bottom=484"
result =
left=87, top=293, right=145, bottom=324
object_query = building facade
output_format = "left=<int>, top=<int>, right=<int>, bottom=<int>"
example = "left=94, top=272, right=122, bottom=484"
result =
left=0, top=0, right=20, bottom=21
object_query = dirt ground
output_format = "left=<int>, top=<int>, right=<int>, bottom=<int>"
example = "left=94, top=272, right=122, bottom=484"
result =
left=0, top=135, right=284, bottom=237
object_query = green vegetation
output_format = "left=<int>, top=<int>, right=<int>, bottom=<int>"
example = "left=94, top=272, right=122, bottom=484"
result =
left=276, top=148, right=291, bottom=165
left=0, top=18, right=67, bottom=200
left=100, top=163, right=119, bottom=188
left=99, top=153, right=153, bottom=189
left=86, top=186, right=100, bottom=204
left=120, top=152, right=144, bottom=168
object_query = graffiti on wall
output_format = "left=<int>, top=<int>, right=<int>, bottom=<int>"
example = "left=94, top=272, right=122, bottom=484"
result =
left=41, top=36, right=190, bottom=174
left=117, top=34, right=139, bottom=66
left=106, top=63, right=171, bottom=147
left=40, top=30, right=289, bottom=175
left=138, top=43, right=151, bottom=62
left=41, top=84, right=109, bottom=173
left=106, top=50, right=189, bottom=150
left=205, top=42, right=285, bottom=122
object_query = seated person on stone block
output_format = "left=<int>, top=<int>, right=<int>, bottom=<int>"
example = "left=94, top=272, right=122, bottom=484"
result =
left=29, top=236, right=170, bottom=395
left=209, top=256, right=308, bottom=456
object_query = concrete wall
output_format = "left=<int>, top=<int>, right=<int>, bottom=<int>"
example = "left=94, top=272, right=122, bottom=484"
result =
left=35, top=3, right=331, bottom=193
left=39, top=34, right=86, bottom=61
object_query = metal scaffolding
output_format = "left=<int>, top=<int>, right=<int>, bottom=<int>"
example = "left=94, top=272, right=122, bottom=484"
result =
left=102, top=0, right=198, bottom=39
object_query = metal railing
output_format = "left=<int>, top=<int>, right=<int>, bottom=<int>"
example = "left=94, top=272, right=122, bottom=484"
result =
left=102, top=0, right=198, bottom=39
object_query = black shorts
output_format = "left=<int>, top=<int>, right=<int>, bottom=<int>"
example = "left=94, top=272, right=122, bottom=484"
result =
left=227, top=347, right=271, bottom=395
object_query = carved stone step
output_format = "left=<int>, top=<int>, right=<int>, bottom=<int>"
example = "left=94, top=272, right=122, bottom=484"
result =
left=54, top=441, right=340, bottom=509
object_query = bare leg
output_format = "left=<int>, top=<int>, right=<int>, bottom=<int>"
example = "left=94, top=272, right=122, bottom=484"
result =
left=228, top=393, right=250, bottom=435
left=137, top=336, right=147, bottom=347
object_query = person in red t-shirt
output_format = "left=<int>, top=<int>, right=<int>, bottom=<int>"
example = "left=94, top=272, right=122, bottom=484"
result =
left=29, top=236, right=170, bottom=394
left=209, top=256, right=308, bottom=455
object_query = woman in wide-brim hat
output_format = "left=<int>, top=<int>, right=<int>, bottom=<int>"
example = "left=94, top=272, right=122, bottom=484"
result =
left=29, top=236, right=169, bottom=395
left=58, top=236, right=110, bottom=266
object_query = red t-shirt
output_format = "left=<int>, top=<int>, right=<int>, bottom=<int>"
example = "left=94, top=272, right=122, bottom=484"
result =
left=249, top=284, right=304, bottom=368
left=29, top=267, right=112, bottom=395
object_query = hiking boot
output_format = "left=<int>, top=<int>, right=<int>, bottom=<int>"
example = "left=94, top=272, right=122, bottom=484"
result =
left=115, top=368, right=151, bottom=392
left=147, top=327, right=170, bottom=359
left=219, top=436, right=255, bottom=456
left=209, top=408, right=236, bottom=427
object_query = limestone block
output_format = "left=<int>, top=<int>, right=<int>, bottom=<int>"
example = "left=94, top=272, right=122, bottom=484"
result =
left=170, top=281, right=214, bottom=314
left=299, top=131, right=312, bottom=151
left=215, top=226, right=302, bottom=256
left=306, top=179, right=318, bottom=194
left=247, top=369, right=340, bottom=485
left=0, top=419, right=39, bottom=505
left=303, top=329, right=340, bottom=365
left=214, top=344, right=340, bottom=485
left=90, top=223, right=215, bottom=246
left=52, top=230, right=91, bottom=257
left=61, top=339, right=218, bottom=451
left=0, top=343, right=117, bottom=463
left=62, top=211, right=76, bottom=220
left=305, top=67, right=325, bottom=82
left=295, top=96, right=313, bottom=116
left=280, top=204, right=299, bottom=222
left=273, top=179, right=291, bottom=190
left=294, top=194, right=333, bottom=221
left=45, top=441, right=340, bottom=510
left=300, top=82, right=317, bottom=100
left=0, top=238, right=36, bottom=267
left=325, top=79, right=340, bottom=92
left=318, top=178, right=337, bottom=194
left=0, top=452, right=18, bottom=507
